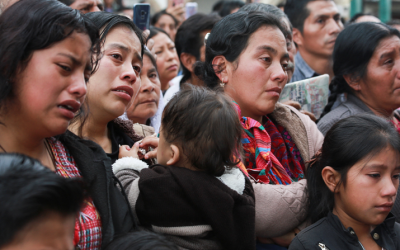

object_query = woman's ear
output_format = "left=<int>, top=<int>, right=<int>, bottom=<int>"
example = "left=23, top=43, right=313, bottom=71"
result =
left=212, top=55, right=228, bottom=83
left=166, top=144, right=180, bottom=166
left=321, top=166, right=341, bottom=193
left=343, top=74, right=361, bottom=92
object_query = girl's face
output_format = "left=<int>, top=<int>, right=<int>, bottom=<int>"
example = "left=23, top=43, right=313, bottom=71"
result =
left=333, top=147, right=400, bottom=227
left=87, top=25, right=142, bottom=121
left=223, top=26, right=289, bottom=122
left=126, top=54, right=161, bottom=124
left=155, top=14, right=177, bottom=41
left=356, top=35, right=400, bottom=115
left=152, top=32, right=179, bottom=90
left=13, top=31, right=91, bottom=138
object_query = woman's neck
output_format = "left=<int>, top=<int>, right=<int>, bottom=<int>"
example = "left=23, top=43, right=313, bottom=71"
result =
left=128, top=116, right=148, bottom=125
left=69, top=114, right=113, bottom=153
left=333, top=207, right=380, bottom=249
left=354, top=92, right=393, bottom=118
left=0, top=117, right=55, bottom=170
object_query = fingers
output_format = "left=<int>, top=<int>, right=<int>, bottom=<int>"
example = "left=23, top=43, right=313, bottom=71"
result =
left=139, top=137, right=159, bottom=149
left=282, top=100, right=301, bottom=110
left=118, top=143, right=140, bottom=159
left=144, top=148, right=157, bottom=160
left=143, top=29, right=150, bottom=40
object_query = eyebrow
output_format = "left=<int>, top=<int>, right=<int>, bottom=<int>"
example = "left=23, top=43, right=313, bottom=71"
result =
left=107, top=43, right=143, bottom=65
left=256, top=45, right=289, bottom=60
left=58, top=53, right=92, bottom=71
left=379, top=50, right=396, bottom=60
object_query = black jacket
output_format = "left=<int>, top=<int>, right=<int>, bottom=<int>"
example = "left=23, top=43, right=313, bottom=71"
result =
left=59, top=130, right=136, bottom=248
left=289, top=212, right=400, bottom=250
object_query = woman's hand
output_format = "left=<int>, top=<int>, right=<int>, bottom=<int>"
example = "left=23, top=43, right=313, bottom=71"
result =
left=166, top=0, right=185, bottom=24
left=118, top=143, right=140, bottom=159
left=143, top=29, right=156, bottom=59
left=139, top=136, right=159, bottom=159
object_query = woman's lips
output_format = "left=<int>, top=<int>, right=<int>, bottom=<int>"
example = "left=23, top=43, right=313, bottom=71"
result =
left=57, top=100, right=81, bottom=120
left=140, top=99, right=157, bottom=104
left=375, top=202, right=394, bottom=212
left=265, top=87, right=282, bottom=97
left=167, top=65, right=178, bottom=71
left=112, top=85, right=134, bottom=102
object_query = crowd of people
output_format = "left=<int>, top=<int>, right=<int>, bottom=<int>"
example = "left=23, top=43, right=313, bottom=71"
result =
left=1, top=0, right=400, bottom=249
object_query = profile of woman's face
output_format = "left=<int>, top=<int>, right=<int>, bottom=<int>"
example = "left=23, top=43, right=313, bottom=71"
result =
left=86, top=25, right=142, bottom=121
left=14, top=31, right=91, bottom=137
left=152, top=32, right=179, bottom=91
left=354, top=35, right=400, bottom=115
left=223, top=26, right=289, bottom=122
left=126, top=54, right=161, bottom=124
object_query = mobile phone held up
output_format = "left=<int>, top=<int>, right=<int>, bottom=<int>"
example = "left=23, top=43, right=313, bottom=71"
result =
left=133, top=3, right=150, bottom=31
left=185, top=2, right=197, bottom=19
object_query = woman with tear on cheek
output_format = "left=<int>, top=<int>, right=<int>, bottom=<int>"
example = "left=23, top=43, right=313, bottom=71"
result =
left=0, top=0, right=116, bottom=249
left=69, top=12, right=158, bottom=165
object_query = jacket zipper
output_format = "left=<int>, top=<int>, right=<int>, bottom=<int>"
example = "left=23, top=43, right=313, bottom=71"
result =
left=358, top=241, right=366, bottom=250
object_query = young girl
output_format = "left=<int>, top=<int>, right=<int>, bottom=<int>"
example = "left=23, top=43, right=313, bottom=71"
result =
left=289, top=114, right=400, bottom=250
left=112, top=87, right=256, bottom=250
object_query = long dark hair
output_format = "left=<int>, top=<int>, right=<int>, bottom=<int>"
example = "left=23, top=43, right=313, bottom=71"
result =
left=320, top=22, right=400, bottom=119
left=0, top=0, right=100, bottom=115
left=194, top=11, right=286, bottom=90
left=307, top=114, right=400, bottom=223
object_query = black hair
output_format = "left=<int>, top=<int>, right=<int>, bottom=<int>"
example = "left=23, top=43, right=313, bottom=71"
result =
left=144, top=50, right=158, bottom=72
left=85, top=11, right=145, bottom=58
left=307, top=114, right=400, bottom=223
left=212, top=0, right=224, bottom=12
left=161, top=86, right=242, bottom=176
left=0, top=0, right=100, bottom=114
left=104, top=231, right=178, bottom=250
left=284, top=0, right=332, bottom=33
left=72, top=11, right=145, bottom=137
left=0, top=153, right=85, bottom=247
left=148, top=26, right=171, bottom=40
left=239, top=3, right=292, bottom=37
left=320, top=22, right=400, bottom=118
left=347, top=13, right=378, bottom=25
left=194, top=11, right=287, bottom=89
left=151, top=10, right=178, bottom=28
left=175, top=13, right=221, bottom=85
left=56, top=0, right=74, bottom=6
left=218, top=1, right=245, bottom=17
left=386, top=19, right=400, bottom=27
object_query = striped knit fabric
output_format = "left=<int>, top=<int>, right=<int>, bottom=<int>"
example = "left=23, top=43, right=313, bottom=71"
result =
left=48, top=138, right=102, bottom=250
left=233, top=102, right=298, bottom=185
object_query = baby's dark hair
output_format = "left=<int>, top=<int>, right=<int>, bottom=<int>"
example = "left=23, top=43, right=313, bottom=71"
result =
left=104, top=230, right=178, bottom=250
left=161, top=86, right=242, bottom=176
left=307, top=114, right=400, bottom=223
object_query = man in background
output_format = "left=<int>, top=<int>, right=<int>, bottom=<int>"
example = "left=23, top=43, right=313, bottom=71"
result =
left=58, top=0, right=103, bottom=14
left=285, top=0, right=343, bottom=82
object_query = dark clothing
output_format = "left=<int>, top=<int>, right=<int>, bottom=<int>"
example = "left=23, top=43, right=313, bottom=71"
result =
left=289, top=212, right=400, bottom=250
left=59, top=131, right=136, bottom=247
left=107, top=120, right=139, bottom=163
left=134, top=165, right=256, bottom=250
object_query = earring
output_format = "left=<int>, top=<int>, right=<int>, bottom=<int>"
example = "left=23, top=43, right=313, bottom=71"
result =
left=220, top=78, right=226, bottom=87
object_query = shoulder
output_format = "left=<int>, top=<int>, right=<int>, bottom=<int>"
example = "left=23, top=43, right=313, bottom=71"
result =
left=163, top=81, right=180, bottom=104
left=112, top=118, right=143, bottom=143
left=290, top=217, right=330, bottom=249
left=317, top=102, right=356, bottom=135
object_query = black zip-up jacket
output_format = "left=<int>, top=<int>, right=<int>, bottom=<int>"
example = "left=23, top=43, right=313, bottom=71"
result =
left=59, top=130, right=136, bottom=248
left=289, top=212, right=400, bottom=250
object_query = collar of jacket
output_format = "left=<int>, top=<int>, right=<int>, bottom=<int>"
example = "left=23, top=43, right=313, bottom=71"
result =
left=327, top=211, right=397, bottom=248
